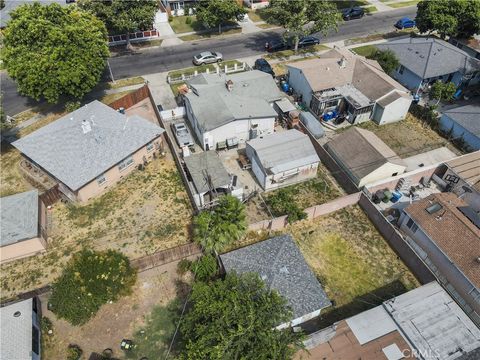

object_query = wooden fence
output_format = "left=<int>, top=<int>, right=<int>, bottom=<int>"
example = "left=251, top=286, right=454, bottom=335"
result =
left=131, top=243, right=201, bottom=272
left=108, top=84, right=149, bottom=110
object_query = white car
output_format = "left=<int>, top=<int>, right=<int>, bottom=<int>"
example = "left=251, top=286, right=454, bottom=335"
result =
left=172, top=122, right=194, bottom=147
left=193, top=51, right=223, bottom=65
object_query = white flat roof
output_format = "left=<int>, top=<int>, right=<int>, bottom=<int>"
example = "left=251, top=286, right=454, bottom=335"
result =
left=0, top=298, right=34, bottom=359
left=345, top=305, right=397, bottom=345
left=403, top=147, right=457, bottom=172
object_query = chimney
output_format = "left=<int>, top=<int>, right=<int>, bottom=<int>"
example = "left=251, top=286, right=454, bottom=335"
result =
left=81, top=119, right=92, bottom=134
left=118, top=107, right=125, bottom=114
left=339, top=57, right=347, bottom=69
left=226, top=79, right=234, bottom=92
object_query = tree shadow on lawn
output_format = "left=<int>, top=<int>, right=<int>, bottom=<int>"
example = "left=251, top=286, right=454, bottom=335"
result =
left=301, top=280, right=409, bottom=334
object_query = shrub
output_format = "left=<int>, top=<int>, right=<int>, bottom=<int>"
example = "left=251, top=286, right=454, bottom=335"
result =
left=168, top=15, right=173, bottom=22
left=67, top=344, right=83, bottom=360
left=177, top=258, right=192, bottom=275
left=191, top=254, right=218, bottom=282
left=49, top=249, right=137, bottom=325
left=266, top=188, right=307, bottom=224
left=185, top=16, right=192, bottom=24
left=65, top=100, right=81, bottom=113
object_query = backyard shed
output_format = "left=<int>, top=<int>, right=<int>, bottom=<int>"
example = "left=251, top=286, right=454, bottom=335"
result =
left=245, top=129, right=320, bottom=190
left=184, top=151, right=243, bottom=208
left=220, top=234, right=331, bottom=328
left=325, top=127, right=406, bottom=187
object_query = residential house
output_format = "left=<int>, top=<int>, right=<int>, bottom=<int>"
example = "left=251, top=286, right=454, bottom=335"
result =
left=1, top=297, right=42, bottom=360
left=220, top=234, right=331, bottom=329
left=287, top=48, right=411, bottom=125
left=439, top=104, right=480, bottom=151
left=160, top=0, right=196, bottom=16
left=325, top=127, right=406, bottom=188
left=0, top=190, right=46, bottom=264
left=441, top=152, right=480, bottom=206
left=245, top=129, right=320, bottom=190
left=183, top=151, right=243, bottom=208
left=13, top=101, right=165, bottom=203
left=184, top=70, right=283, bottom=150
left=297, top=282, right=480, bottom=360
left=376, top=37, right=480, bottom=92
left=398, top=192, right=480, bottom=326
left=243, top=0, right=269, bottom=10
left=0, top=0, right=68, bottom=28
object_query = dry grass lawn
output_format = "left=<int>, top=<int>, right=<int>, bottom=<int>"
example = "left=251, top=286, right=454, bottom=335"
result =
left=358, top=113, right=463, bottom=157
left=0, top=156, right=193, bottom=299
left=0, top=143, right=33, bottom=197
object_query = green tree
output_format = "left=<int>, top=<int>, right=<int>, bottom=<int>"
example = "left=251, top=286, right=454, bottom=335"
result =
left=3, top=3, right=109, bottom=104
left=190, top=254, right=218, bottom=282
left=79, top=0, right=157, bottom=49
left=416, top=0, right=480, bottom=39
left=193, top=195, right=247, bottom=254
left=430, top=81, right=456, bottom=104
left=49, top=249, right=137, bottom=325
left=262, top=0, right=340, bottom=53
left=180, top=273, right=303, bottom=360
left=267, top=188, right=307, bottom=224
left=372, top=49, right=400, bottom=75
left=195, top=0, right=246, bottom=34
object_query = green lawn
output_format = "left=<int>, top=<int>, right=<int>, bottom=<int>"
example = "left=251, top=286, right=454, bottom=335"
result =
left=168, top=63, right=216, bottom=79
left=364, top=5, right=378, bottom=13
left=179, top=27, right=241, bottom=41
left=351, top=44, right=377, bottom=57
left=248, top=9, right=269, bottom=23
left=264, top=44, right=329, bottom=60
left=169, top=15, right=204, bottom=33
left=334, top=0, right=369, bottom=9
left=387, top=0, right=420, bottom=8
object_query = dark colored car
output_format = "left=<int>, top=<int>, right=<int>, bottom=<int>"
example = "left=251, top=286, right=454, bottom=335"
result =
left=265, top=39, right=287, bottom=52
left=342, top=7, right=365, bottom=21
left=298, top=36, right=321, bottom=48
left=253, top=58, right=275, bottom=77
left=395, top=17, right=416, bottom=29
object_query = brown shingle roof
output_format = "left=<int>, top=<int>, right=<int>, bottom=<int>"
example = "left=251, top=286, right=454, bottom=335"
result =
left=287, top=48, right=408, bottom=101
left=404, top=192, right=480, bottom=288
left=445, top=151, right=480, bottom=191
left=326, top=127, right=405, bottom=181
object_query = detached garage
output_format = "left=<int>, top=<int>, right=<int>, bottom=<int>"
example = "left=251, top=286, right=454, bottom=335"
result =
left=372, top=91, right=412, bottom=125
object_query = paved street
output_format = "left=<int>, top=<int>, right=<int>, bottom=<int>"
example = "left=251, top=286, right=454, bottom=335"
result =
left=1, top=7, right=415, bottom=116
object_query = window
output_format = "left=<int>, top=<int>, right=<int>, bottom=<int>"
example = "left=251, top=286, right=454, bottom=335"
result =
left=118, top=156, right=134, bottom=171
left=398, top=65, right=405, bottom=75
left=97, top=173, right=107, bottom=185
left=406, top=218, right=418, bottom=233
left=32, top=326, right=40, bottom=355
left=392, top=172, right=398, bottom=176
left=146, top=142, right=154, bottom=152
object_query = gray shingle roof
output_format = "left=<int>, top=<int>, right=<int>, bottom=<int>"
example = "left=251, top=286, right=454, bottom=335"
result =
left=184, top=151, right=231, bottom=194
left=220, top=234, right=331, bottom=320
left=12, top=101, right=164, bottom=191
left=0, top=298, right=34, bottom=359
left=1, top=190, right=38, bottom=246
left=0, top=0, right=68, bottom=28
left=326, top=127, right=405, bottom=181
left=443, top=104, right=480, bottom=137
left=185, top=70, right=282, bottom=132
left=376, top=38, right=480, bottom=79
left=247, top=129, right=320, bottom=175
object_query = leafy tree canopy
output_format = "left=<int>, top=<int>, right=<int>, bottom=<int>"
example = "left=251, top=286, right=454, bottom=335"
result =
left=372, top=49, right=400, bottom=75
left=49, top=249, right=137, bottom=325
left=3, top=3, right=109, bottom=103
left=267, top=188, right=307, bottom=224
left=416, top=0, right=480, bottom=39
left=193, top=195, right=247, bottom=253
left=430, top=81, right=457, bottom=104
left=180, top=273, right=303, bottom=360
left=195, top=0, right=246, bottom=34
left=262, top=0, right=340, bottom=51
left=190, top=254, right=218, bottom=282
left=79, top=0, right=157, bottom=46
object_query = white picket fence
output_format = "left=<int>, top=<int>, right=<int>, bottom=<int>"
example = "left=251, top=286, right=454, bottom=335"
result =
left=167, top=62, right=250, bottom=84
left=160, top=107, right=186, bottom=121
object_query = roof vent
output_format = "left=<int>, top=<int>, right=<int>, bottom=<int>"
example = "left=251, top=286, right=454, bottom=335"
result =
left=118, top=107, right=125, bottom=114
left=426, top=202, right=443, bottom=214
left=13, top=311, right=21, bottom=317
left=339, top=57, right=347, bottom=69
left=476, top=257, right=480, bottom=264
left=81, top=119, right=92, bottom=134
left=226, top=79, right=233, bottom=92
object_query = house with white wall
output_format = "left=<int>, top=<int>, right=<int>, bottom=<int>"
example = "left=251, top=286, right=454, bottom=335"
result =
left=376, top=37, right=480, bottom=92
left=245, top=129, right=320, bottom=191
left=439, top=104, right=480, bottom=151
left=325, top=127, right=406, bottom=188
left=184, top=70, right=283, bottom=150
left=287, top=48, right=411, bottom=125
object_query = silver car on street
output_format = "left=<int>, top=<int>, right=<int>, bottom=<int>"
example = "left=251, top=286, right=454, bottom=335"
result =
left=193, top=51, right=223, bottom=65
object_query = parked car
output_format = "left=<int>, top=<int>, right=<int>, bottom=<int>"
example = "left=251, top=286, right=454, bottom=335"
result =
left=253, top=58, right=275, bottom=77
left=297, top=36, right=321, bottom=48
left=342, top=7, right=365, bottom=21
left=172, top=122, right=194, bottom=147
left=265, top=39, right=287, bottom=52
left=395, top=17, right=416, bottom=29
left=193, top=51, right=223, bottom=65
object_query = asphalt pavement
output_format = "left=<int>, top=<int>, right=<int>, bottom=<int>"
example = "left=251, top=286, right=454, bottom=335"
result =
left=1, top=7, right=416, bottom=116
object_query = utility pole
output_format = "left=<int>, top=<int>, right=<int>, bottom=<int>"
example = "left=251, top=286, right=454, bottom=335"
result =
left=107, top=60, right=115, bottom=84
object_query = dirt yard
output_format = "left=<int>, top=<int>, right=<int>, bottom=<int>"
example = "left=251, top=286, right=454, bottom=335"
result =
left=41, top=258, right=194, bottom=359
left=0, top=156, right=193, bottom=299
left=358, top=112, right=462, bottom=157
